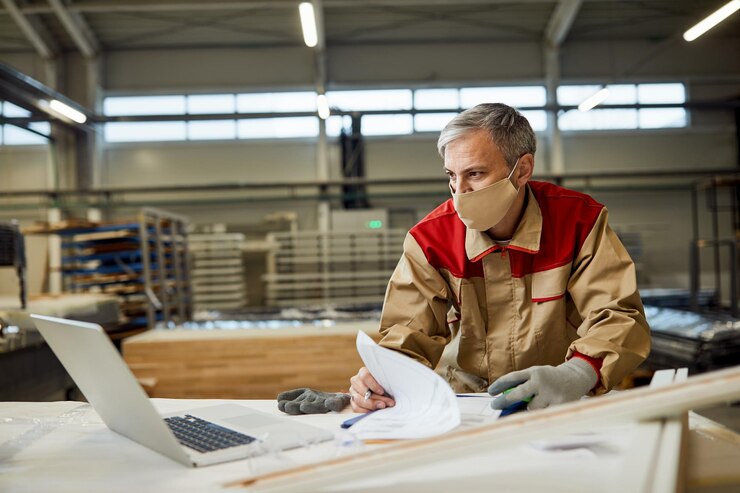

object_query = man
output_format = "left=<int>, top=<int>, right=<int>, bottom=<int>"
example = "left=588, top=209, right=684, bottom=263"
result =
left=348, top=102, right=651, bottom=413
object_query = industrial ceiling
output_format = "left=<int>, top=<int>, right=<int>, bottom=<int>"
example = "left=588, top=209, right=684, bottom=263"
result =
left=0, top=0, right=738, bottom=55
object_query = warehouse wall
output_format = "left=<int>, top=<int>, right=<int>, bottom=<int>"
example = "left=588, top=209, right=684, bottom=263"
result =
left=1, top=36, right=738, bottom=295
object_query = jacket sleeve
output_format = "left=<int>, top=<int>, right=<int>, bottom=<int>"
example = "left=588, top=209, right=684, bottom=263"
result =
left=566, top=207, right=651, bottom=394
left=377, top=232, right=452, bottom=368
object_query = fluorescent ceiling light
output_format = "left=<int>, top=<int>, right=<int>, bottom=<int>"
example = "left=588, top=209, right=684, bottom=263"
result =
left=299, top=2, right=318, bottom=48
left=48, top=99, right=87, bottom=123
left=317, top=94, right=330, bottom=119
left=578, top=87, right=610, bottom=112
left=683, top=0, right=740, bottom=42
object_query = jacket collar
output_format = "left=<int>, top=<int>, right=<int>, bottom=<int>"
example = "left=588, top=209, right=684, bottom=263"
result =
left=465, top=184, right=542, bottom=261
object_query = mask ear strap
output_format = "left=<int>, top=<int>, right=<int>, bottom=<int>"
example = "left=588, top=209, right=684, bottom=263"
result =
left=507, top=157, right=521, bottom=180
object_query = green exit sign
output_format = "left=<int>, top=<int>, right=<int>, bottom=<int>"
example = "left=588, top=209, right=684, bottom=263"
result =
left=367, top=220, right=383, bottom=229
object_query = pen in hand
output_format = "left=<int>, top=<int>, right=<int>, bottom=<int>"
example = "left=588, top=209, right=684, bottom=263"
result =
left=364, top=389, right=373, bottom=401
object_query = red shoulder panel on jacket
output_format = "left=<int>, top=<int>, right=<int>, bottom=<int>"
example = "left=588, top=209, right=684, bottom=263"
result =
left=408, top=183, right=604, bottom=280
left=508, top=181, right=604, bottom=278
left=409, top=200, right=484, bottom=279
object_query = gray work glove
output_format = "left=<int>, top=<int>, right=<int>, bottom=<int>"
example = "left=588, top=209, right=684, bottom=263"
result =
left=488, top=358, right=598, bottom=411
left=277, top=388, right=351, bottom=415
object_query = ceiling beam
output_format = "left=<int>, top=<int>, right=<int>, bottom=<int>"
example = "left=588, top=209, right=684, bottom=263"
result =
left=0, top=63, right=93, bottom=130
left=6, top=0, right=603, bottom=15
left=47, top=0, right=99, bottom=58
left=0, top=0, right=56, bottom=59
left=544, top=0, right=582, bottom=47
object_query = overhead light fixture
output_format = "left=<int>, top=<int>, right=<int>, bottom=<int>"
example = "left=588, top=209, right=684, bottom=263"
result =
left=317, top=94, right=330, bottom=119
left=683, top=0, right=740, bottom=42
left=47, top=99, right=87, bottom=124
left=299, top=2, right=318, bottom=48
left=578, top=87, right=610, bottom=112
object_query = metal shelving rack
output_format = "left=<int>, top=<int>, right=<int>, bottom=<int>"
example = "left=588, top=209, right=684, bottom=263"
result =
left=59, top=208, right=191, bottom=330
left=690, top=176, right=739, bottom=317
left=138, top=208, right=191, bottom=328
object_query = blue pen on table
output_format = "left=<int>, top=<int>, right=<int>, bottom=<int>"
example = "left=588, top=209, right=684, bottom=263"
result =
left=499, top=387, right=532, bottom=417
left=341, top=410, right=375, bottom=429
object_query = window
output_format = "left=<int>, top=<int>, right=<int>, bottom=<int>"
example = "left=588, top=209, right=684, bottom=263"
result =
left=29, top=122, right=51, bottom=135
left=3, top=102, right=31, bottom=117
left=637, top=83, right=686, bottom=128
left=414, top=113, right=457, bottom=132
left=326, top=115, right=352, bottom=137
left=414, top=89, right=459, bottom=110
left=559, top=108, right=638, bottom=130
left=187, top=120, right=236, bottom=140
left=104, top=122, right=187, bottom=142
left=326, top=90, right=412, bottom=111
left=361, top=114, right=413, bottom=136
left=557, top=83, right=686, bottom=130
left=236, top=92, right=316, bottom=113
left=519, top=110, right=548, bottom=132
left=638, top=83, right=685, bottom=104
left=3, top=125, right=48, bottom=145
left=96, top=82, right=687, bottom=143
left=104, top=96, right=186, bottom=116
left=0, top=102, right=50, bottom=146
left=187, top=94, right=236, bottom=114
left=460, top=86, right=547, bottom=108
left=638, top=109, right=686, bottom=129
left=237, top=117, right=318, bottom=139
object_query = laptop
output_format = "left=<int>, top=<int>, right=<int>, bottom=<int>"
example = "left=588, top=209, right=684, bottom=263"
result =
left=31, top=314, right=333, bottom=467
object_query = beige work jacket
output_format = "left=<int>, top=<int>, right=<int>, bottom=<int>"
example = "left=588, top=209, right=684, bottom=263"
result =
left=377, top=181, right=651, bottom=394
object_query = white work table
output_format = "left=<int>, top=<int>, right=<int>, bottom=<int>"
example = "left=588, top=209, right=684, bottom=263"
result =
left=0, top=398, right=738, bottom=492
left=0, top=399, right=354, bottom=493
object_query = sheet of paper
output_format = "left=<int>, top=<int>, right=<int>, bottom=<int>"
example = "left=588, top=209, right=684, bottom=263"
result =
left=456, top=395, right=500, bottom=416
left=348, top=331, right=460, bottom=440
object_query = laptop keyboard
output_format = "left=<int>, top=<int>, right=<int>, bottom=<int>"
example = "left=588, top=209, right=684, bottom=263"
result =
left=164, top=414, right=257, bottom=453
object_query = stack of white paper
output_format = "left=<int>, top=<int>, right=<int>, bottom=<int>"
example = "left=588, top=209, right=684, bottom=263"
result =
left=348, top=331, right=461, bottom=440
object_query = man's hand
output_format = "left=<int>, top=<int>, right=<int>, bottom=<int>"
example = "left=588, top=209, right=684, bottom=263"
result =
left=487, top=358, right=598, bottom=410
left=349, top=367, right=396, bottom=413
left=277, top=388, right=351, bottom=415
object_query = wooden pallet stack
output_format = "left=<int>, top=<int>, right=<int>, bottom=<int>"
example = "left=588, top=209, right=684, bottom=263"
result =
left=122, top=322, right=381, bottom=399
left=189, top=233, right=247, bottom=312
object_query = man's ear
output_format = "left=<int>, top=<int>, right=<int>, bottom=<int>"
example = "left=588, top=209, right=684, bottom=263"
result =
left=515, top=153, right=534, bottom=187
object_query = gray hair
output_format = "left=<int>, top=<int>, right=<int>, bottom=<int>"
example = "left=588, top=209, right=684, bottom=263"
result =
left=437, top=103, right=537, bottom=167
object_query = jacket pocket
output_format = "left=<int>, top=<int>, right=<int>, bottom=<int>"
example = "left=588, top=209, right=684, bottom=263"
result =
left=455, top=277, right=488, bottom=375
left=531, top=263, right=572, bottom=365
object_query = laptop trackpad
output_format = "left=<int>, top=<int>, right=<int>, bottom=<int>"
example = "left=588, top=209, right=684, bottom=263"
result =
left=224, top=413, right=278, bottom=430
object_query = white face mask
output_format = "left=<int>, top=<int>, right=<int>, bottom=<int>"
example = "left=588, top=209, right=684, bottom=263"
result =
left=451, top=158, right=520, bottom=231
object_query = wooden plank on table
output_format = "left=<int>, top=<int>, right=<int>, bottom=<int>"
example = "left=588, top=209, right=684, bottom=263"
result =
left=649, top=368, right=689, bottom=493
left=612, top=369, right=678, bottom=493
left=227, top=365, right=740, bottom=492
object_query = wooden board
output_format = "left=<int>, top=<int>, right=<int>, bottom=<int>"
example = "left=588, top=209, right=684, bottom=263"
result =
left=227, top=365, right=740, bottom=492
left=122, top=322, right=382, bottom=399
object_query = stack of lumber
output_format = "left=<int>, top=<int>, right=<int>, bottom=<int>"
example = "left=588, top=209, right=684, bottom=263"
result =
left=122, top=321, right=381, bottom=399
